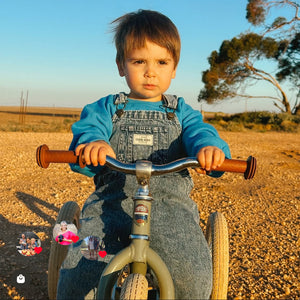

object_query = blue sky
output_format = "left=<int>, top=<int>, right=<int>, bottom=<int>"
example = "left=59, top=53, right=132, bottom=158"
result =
left=0, top=0, right=295, bottom=113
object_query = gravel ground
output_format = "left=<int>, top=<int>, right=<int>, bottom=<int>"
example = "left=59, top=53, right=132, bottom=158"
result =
left=0, top=131, right=299, bottom=300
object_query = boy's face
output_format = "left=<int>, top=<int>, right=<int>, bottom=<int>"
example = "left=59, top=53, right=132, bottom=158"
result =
left=117, top=40, right=177, bottom=102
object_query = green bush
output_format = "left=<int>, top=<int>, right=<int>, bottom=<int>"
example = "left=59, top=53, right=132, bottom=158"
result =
left=206, top=111, right=300, bottom=132
left=280, top=120, right=299, bottom=132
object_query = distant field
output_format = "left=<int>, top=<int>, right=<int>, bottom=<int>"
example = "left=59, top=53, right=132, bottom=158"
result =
left=0, top=106, right=219, bottom=132
left=0, top=106, right=81, bottom=132
left=1, top=106, right=299, bottom=133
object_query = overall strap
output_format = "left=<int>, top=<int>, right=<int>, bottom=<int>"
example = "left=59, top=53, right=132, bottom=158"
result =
left=114, top=93, right=128, bottom=118
left=163, top=94, right=178, bottom=109
left=114, top=92, right=128, bottom=105
left=162, top=94, right=178, bottom=120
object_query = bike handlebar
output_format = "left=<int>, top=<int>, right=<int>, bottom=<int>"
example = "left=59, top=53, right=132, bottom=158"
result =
left=36, top=144, right=256, bottom=180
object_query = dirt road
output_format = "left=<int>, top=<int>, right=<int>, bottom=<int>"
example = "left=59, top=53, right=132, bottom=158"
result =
left=0, top=131, right=299, bottom=299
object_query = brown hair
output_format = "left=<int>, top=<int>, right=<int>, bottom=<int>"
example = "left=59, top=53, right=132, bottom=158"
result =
left=112, top=10, right=181, bottom=67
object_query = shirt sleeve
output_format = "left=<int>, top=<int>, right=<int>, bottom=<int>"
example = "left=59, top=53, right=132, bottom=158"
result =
left=177, top=98, right=231, bottom=177
left=69, top=95, right=116, bottom=177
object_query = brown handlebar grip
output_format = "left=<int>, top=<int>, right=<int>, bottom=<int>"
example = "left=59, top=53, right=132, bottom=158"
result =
left=36, top=144, right=86, bottom=168
left=244, top=156, right=257, bottom=180
left=214, top=156, right=256, bottom=179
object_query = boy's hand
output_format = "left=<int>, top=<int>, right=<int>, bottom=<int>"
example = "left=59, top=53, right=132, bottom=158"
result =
left=75, top=141, right=116, bottom=166
left=195, top=146, right=225, bottom=174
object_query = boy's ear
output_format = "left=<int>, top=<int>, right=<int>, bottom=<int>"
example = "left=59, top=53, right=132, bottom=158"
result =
left=171, top=67, right=177, bottom=79
left=116, top=60, right=125, bottom=77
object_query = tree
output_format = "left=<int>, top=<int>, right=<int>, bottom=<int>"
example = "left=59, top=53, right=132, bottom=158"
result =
left=198, top=0, right=299, bottom=114
left=198, top=33, right=292, bottom=113
left=276, top=32, right=300, bottom=114
left=246, top=0, right=299, bottom=38
left=246, top=0, right=300, bottom=114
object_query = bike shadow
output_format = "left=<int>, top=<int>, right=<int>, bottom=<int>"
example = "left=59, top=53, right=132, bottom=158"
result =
left=15, top=191, right=59, bottom=225
left=0, top=192, right=60, bottom=299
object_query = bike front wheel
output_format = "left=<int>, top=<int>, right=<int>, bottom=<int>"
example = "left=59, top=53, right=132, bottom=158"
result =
left=205, top=211, right=229, bottom=300
left=48, top=201, right=81, bottom=300
left=120, top=273, right=148, bottom=300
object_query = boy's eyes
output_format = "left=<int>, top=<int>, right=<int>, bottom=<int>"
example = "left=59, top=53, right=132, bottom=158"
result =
left=158, top=60, right=168, bottom=65
left=132, top=60, right=169, bottom=65
left=133, top=60, right=145, bottom=64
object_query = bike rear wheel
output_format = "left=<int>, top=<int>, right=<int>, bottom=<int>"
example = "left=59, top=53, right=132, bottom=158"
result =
left=205, top=211, right=229, bottom=300
left=120, top=273, right=148, bottom=300
left=48, top=201, right=81, bottom=300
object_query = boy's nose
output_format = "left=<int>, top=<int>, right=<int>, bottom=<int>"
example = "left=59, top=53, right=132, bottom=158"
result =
left=144, top=64, right=156, bottom=78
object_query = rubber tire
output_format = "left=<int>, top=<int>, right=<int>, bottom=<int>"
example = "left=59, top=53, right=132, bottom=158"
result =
left=120, top=273, right=148, bottom=300
left=48, top=201, right=81, bottom=300
left=205, top=211, right=229, bottom=300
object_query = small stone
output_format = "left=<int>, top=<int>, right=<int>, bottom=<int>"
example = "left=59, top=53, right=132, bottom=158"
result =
left=285, top=287, right=291, bottom=295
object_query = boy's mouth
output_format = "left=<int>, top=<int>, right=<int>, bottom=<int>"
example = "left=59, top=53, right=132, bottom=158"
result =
left=143, top=84, right=156, bottom=90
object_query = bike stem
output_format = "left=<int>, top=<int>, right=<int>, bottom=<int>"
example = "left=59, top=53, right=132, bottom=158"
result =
left=129, top=161, right=153, bottom=275
left=131, top=160, right=153, bottom=237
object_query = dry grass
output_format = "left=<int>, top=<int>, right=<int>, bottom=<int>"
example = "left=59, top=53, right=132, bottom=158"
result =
left=0, top=106, right=81, bottom=132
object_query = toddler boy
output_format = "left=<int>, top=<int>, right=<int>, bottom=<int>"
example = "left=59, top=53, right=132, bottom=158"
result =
left=57, top=9, right=230, bottom=299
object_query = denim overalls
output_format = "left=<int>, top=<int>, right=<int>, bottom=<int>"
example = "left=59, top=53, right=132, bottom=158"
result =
left=57, top=93, right=212, bottom=299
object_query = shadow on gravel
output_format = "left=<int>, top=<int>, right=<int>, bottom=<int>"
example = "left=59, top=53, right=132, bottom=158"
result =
left=0, top=215, right=50, bottom=299
left=16, top=192, right=59, bottom=225
left=0, top=193, right=61, bottom=299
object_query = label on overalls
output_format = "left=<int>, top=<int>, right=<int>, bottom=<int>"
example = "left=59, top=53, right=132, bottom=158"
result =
left=133, top=134, right=153, bottom=146
left=134, top=204, right=149, bottom=225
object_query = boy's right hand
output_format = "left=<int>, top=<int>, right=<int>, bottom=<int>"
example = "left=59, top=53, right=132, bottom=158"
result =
left=75, top=141, right=116, bottom=167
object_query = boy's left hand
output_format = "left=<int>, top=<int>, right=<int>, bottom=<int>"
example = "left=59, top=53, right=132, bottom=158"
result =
left=195, top=146, right=225, bottom=174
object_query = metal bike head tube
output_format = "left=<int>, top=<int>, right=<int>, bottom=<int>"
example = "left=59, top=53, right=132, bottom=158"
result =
left=130, top=160, right=153, bottom=239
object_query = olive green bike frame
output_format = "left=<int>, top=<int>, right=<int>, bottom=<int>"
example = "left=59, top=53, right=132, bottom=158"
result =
left=97, top=160, right=175, bottom=299
left=35, top=145, right=256, bottom=300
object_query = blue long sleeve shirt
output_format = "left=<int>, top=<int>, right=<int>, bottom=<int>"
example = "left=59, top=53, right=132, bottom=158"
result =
left=69, top=94, right=231, bottom=177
